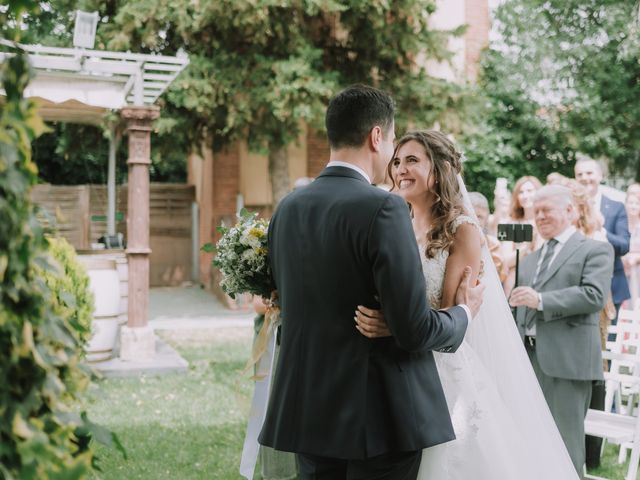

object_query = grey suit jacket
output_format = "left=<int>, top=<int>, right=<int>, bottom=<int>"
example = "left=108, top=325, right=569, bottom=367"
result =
left=516, top=231, right=613, bottom=381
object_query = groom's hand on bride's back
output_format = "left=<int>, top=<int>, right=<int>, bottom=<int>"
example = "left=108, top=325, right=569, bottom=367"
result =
left=455, top=266, right=484, bottom=319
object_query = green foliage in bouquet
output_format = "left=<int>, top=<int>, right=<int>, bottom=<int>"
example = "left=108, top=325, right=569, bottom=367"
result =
left=37, top=237, right=94, bottom=347
left=205, top=209, right=274, bottom=300
left=0, top=9, right=125, bottom=477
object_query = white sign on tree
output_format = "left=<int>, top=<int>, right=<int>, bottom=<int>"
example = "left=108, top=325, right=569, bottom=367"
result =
left=73, top=10, right=99, bottom=49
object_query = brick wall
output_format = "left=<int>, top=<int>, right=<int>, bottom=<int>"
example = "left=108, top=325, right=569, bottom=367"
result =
left=306, top=128, right=330, bottom=178
left=464, top=0, right=490, bottom=82
left=212, top=143, right=241, bottom=239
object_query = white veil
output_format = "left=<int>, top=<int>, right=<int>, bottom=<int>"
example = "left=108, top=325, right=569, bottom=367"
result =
left=456, top=174, right=579, bottom=478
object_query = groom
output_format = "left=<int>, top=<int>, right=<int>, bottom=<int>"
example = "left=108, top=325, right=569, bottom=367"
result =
left=259, top=84, right=484, bottom=479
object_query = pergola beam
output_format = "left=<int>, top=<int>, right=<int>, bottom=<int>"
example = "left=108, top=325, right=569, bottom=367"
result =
left=0, top=39, right=188, bottom=107
left=0, top=39, right=189, bottom=362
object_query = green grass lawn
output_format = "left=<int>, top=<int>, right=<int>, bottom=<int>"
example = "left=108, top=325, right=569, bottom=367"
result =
left=85, top=326, right=635, bottom=480
left=588, top=443, right=632, bottom=479
left=87, top=328, right=255, bottom=480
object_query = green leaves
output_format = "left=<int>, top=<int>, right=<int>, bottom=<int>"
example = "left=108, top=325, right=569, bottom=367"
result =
left=482, top=0, right=640, bottom=182
left=0, top=4, right=113, bottom=478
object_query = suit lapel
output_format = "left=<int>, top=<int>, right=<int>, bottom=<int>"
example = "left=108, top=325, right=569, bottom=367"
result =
left=535, top=231, right=585, bottom=289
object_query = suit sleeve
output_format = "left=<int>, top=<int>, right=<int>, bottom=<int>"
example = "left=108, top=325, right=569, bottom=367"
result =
left=540, top=242, right=614, bottom=322
left=606, top=204, right=630, bottom=256
left=368, top=195, right=468, bottom=353
left=268, top=210, right=279, bottom=291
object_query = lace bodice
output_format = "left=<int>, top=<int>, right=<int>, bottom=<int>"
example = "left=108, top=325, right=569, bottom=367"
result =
left=419, top=215, right=480, bottom=308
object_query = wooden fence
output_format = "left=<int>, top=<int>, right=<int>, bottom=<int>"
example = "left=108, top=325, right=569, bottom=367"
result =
left=32, top=183, right=195, bottom=287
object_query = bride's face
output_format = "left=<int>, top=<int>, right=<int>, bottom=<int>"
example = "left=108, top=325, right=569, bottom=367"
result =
left=390, top=140, right=436, bottom=202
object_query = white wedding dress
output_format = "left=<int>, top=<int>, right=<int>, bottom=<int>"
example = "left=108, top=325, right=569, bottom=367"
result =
left=417, top=211, right=579, bottom=479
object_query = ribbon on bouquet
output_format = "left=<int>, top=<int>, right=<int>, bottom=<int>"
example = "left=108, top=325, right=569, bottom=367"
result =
left=239, top=306, right=280, bottom=479
left=243, top=305, right=281, bottom=380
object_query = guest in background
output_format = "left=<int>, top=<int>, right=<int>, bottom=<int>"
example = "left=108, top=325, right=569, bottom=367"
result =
left=627, top=182, right=640, bottom=197
left=469, top=191, right=508, bottom=282
left=510, top=185, right=613, bottom=476
left=567, top=180, right=607, bottom=241
left=623, top=188, right=640, bottom=309
left=487, top=178, right=511, bottom=237
left=546, top=172, right=571, bottom=186
left=502, top=176, right=544, bottom=294
left=574, top=155, right=630, bottom=315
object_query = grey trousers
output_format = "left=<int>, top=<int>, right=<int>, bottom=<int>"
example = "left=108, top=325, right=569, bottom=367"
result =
left=527, top=344, right=592, bottom=477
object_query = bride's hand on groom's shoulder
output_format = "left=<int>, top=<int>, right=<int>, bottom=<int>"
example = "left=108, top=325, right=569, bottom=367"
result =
left=455, top=266, right=485, bottom=320
left=354, top=306, right=391, bottom=338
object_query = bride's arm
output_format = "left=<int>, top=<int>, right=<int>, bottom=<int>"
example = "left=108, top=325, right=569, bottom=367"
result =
left=440, top=223, right=482, bottom=309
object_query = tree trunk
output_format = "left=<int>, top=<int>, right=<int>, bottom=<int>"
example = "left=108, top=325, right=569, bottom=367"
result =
left=268, top=145, right=290, bottom=208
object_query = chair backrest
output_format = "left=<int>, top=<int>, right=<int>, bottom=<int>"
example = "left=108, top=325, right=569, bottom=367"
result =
left=607, top=308, right=640, bottom=354
left=604, top=313, right=640, bottom=415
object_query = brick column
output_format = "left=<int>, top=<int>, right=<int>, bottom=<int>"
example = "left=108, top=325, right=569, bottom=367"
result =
left=306, top=129, right=329, bottom=178
left=464, top=0, right=490, bottom=82
left=119, top=105, right=160, bottom=361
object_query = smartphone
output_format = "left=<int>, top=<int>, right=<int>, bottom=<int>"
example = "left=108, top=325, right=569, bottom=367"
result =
left=497, top=223, right=533, bottom=243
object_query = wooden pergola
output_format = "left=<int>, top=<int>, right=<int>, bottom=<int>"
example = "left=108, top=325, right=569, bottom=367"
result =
left=0, top=40, right=189, bottom=360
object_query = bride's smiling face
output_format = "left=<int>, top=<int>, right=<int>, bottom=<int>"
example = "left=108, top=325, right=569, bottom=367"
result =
left=390, top=140, right=436, bottom=202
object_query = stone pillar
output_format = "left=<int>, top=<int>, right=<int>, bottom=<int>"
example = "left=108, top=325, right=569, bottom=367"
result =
left=119, top=105, right=160, bottom=361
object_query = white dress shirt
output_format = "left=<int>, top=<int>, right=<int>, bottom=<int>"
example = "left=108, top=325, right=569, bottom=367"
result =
left=326, top=161, right=371, bottom=184
left=526, top=225, right=577, bottom=336
left=592, top=189, right=602, bottom=212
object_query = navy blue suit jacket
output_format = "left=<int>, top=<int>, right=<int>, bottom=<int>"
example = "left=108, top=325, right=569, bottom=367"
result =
left=601, top=194, right=631, bottom=304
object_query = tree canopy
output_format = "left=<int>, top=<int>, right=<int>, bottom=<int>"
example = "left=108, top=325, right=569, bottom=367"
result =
left=463, top=0, right=640, bottom=200
left=26, top=0, right=473, bottom=204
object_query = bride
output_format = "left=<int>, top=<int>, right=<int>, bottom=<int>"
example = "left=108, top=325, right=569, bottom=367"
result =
left=355, top=130, right=580, bottom=479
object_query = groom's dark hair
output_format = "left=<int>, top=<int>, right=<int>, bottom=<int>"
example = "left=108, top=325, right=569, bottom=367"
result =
left=325, top=84, right=395, bottom=149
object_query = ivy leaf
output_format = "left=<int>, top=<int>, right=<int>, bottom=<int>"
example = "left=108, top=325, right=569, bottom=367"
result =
left=201, top=243, right=216, bottom=253
left=79, top=412, right=128, bottom=460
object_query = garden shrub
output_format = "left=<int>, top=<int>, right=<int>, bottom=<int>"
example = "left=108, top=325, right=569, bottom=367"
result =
left=39, top=236, right=94, bottom=347
left=0, top=31, right=123, bottom=479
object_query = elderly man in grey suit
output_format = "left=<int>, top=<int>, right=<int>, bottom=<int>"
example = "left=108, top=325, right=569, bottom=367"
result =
left=510, top=185, right=613, bottom=477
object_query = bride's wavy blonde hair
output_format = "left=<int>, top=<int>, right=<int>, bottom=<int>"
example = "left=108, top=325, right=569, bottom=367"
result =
left=387, top=130, right=466, bottom=259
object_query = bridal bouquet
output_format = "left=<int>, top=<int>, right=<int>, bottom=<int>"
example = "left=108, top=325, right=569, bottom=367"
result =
left=206, top=209, right=279, bottom=379
left=207, top=208, right=274, bottom=300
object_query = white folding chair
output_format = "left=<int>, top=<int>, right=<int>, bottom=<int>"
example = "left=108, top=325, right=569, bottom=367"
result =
left=586, top=348, right=640, bottom=480
left=605, top=309, right=640, bottom=418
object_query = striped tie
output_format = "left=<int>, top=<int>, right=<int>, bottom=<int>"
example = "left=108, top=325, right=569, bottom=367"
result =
left=526, top=238, right=558, bottom=330
left=533, top=238, right=558, bottom=289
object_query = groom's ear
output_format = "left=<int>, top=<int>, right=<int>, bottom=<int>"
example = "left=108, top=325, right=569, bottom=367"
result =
left=370, top=126, right=383, bottom=152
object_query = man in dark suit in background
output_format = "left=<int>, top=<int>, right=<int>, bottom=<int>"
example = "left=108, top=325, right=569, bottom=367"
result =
left=575, top=155, right=630, bottom=311
left=574, top=154, right=630, bottom=469
left=259, top=85, right=484, bottom=479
